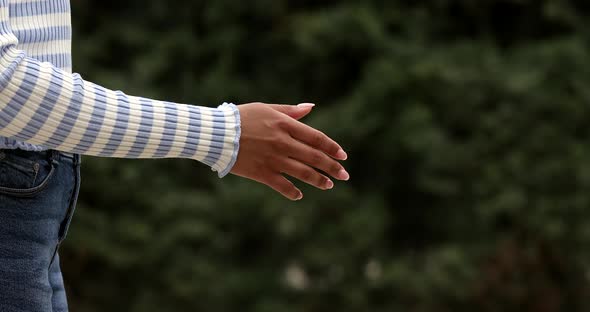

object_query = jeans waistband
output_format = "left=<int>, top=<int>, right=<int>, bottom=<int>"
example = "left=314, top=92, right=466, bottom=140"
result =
left=0, top=149, right=81, bottom=166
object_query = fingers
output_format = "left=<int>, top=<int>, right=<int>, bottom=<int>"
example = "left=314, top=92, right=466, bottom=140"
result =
left=268, top=103, right=315, bottom=120
left=262, top=174, right=303, bottom=201
left=286, top=119, right=347, bottom=161
left=281, top=158, right=334, bottom=190
left=266, top=102, right=348, bottom=160
left=234, top=102, right=348, bottom=201
left=286, top=139, right=350, bottom=181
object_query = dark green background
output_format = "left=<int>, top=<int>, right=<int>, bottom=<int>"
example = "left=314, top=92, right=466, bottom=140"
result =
left=62, top=0, right=590, bottom=311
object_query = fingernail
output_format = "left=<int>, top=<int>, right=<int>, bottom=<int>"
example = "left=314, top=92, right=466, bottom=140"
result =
left=295, top=191, right=303, bottom=200
left=297, top=103, right=316, bottom=108
left=326, top=179, right=334, bottom=190
left=338, top=169, right=350, bottom=181
left=335, top=149, right=348, bottom=160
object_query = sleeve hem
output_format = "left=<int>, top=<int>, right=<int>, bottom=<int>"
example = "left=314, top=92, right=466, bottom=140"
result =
left=216, top=102, right=241, bottom=178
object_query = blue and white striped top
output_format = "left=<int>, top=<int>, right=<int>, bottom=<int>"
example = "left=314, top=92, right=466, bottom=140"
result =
left=0, top=0, right=241, bottom=177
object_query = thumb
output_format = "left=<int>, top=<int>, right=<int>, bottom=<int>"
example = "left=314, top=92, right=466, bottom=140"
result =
left=269, top=103, right=315, bottom=120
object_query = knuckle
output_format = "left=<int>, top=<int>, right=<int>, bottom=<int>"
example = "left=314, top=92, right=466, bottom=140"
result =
left=315, top=175, right=326, bottom=186
left=273, top=118, right=290, bottom=131
left=270, top=179, right=288, bottom=192
left=274, top=177, right=289, bottom=188
left=266, top=175, right=299, bottom=200
left=301, top=169, right=314, bottom=181
left=330, top=163, right=342, bottom=175
left=281, top=184, right=298, bottom=199
left=329, top=144, right=340, bottom=155
left=312, top=132, right=325, bottom=146
left=280, top=184, right=293, bottom=194
left=274, top=139, right=291, bottom=153
left=311, top=152, right=323, bottom=164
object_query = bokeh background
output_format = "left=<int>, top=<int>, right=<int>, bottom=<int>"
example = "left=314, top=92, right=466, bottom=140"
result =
left=61, top=0, right=590, bottom=311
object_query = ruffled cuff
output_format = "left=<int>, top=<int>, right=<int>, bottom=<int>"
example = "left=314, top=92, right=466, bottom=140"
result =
left=209, top=102, right=241, bottom=178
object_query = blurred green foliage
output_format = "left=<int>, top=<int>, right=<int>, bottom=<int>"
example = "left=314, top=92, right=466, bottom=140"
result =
left=62, top=0, right=590, bottom=311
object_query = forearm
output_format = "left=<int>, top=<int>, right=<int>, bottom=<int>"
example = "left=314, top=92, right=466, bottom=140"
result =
left=0, top=39, right=238, bottom=177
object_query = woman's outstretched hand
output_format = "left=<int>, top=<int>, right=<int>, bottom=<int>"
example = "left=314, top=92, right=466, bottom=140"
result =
left=230, top=102, right=349, bottom=201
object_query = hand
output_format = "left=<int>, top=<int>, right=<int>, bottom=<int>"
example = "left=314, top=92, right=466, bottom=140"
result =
left=230, top=102, right=349, bottom=201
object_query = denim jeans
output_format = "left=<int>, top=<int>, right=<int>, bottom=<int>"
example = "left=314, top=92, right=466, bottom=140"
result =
left=0, top=149, right=81, bottom=312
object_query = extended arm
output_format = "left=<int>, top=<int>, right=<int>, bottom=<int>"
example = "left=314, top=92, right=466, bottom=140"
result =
left=0, top=0, right=350, bottom=198
left=0, top=1, right=239, bottom=177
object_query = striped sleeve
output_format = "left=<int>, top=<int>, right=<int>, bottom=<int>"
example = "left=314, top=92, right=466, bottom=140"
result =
left=0, top=1, right=241, bottom=177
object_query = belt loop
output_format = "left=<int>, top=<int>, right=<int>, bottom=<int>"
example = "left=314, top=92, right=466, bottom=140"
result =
left=49, top=150, right=60, bottom=167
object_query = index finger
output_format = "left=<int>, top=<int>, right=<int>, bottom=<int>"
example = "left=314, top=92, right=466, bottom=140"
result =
left=287, top=119, right=348, bottom=160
